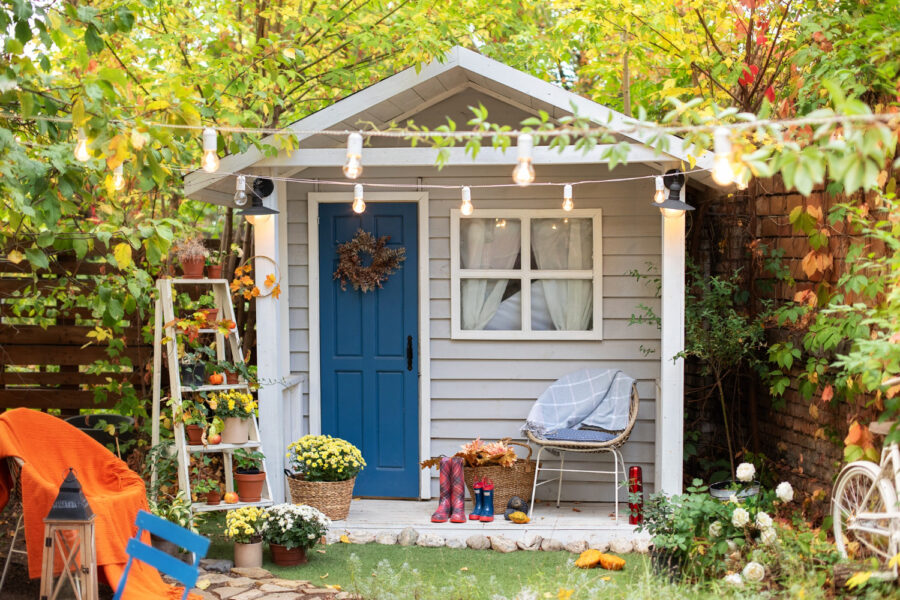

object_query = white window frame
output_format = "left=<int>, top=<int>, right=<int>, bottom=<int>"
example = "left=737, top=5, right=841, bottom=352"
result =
left=450, top=208, right=603, bottom=340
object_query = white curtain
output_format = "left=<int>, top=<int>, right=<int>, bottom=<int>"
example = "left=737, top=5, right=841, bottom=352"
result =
left=460, top=219, right=521, bottom=330
left=531, top=218, right=593, bottom=331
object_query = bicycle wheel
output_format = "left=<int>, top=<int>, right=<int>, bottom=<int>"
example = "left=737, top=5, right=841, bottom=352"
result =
left=832, top=461, right=897, bottom=563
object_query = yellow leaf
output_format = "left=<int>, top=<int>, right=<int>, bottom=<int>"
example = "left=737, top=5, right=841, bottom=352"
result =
left=146, top=100, right=169, bottom=111
left=460, top=567, right=468, bottom=572
left=809, top=403, right=818, bottom=420
left=195, top=579, right=210, bottom=590
left=845, top=571, right=871, bottom=589
left=687, top=155, right=697, bottom=169
left=265, top=273, right=277, bottom=288
left=557, top=588, right=574, bottom=600
left=104, top=424, right=116, bottom=435
left=325, top=585, right=341, bottom=590
left=7, top=249, right=24, bottom=264
left=131, top=129, right=147, bottom=150
left=888, top=553, right=900, bottom=569
left=339, top=535, right=350, bottom=544
left=319, top=573, right=329, bottom=579
left=283, top=47, right=296, bottom=59
left=600, top=576, right=611, bottom=581
left=114, top=243, right=132, bottom=270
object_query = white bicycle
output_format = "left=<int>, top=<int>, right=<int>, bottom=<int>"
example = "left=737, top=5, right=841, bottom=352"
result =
left=832, top=384, right=900, bottom=580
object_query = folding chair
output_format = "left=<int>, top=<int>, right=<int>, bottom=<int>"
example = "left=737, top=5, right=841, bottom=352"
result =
left=526, top=384, right=639, bottom=523
left=0, top=457, right=26, bottom=595
left=113, top=510, right=210, bottom=600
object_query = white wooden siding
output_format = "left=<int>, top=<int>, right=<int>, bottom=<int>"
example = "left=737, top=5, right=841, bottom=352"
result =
left=285, top=164, right=662, bottom=502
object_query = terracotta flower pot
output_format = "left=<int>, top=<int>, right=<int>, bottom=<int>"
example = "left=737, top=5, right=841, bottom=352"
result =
left=205, top=490, right=221, bottom=506
left=234, top=541, right=263, bottom=568
left=225, top=370, right=240, bottom=385
left=185, top=425, right=204, bottom=445
left=235, top=471, right=266, bottom=502
left=181, top=257, right=205, bottom=279
left=199, top=308, right=220, bottom=326
left=206, top=264, right=223, bottom=279
left=221, top=417, right=250, bottom=444
left=270, top=544, right=307, bottom=566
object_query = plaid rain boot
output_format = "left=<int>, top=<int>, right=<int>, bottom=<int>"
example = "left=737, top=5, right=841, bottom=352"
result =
left=449, top=457, right=467, bottom=523
left=431, top=457, right=452, bottom=523
left=469, top=477, right=484, bottom=520
left=479, top=478, right=495, bottom=522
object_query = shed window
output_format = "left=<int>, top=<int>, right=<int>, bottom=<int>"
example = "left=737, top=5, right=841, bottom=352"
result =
left=450, top=209, right=602, bottom=340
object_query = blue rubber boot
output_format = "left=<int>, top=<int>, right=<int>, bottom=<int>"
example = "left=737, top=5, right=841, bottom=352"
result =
left=479, top=479, right=494, bottom=522
left=469, top=477, right=484, bottom=520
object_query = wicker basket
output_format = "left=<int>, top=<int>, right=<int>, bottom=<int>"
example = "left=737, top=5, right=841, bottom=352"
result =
left=463, top=442, right=536, bottom=514
left=286, top=475, right=356, bottom=520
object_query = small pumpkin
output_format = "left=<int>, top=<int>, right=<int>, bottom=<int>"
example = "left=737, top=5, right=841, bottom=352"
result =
left=575, top=549, right=603, bottom=569
left=598, top=553, right=626, bottom=571
left=508, top=511, right=529, bottom=524
left=208, top=373, right=224, bottom=385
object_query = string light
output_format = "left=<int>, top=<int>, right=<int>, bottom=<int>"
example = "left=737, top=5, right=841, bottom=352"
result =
left=112, top=165, right=126, bottom=191
left=734, top=165, right=751, bottom=191
left=653, top=176, right=666, bottom=204
left=74, top=129, right=90, bottom=162
left=343, top=133, right=363, bottom=179
left=233, top=175, right=248, bottom=206
left=512, top=133, right=535, bottom=186
left=711, top=127, right=735, bottom=186
left=201, top=127, right=219, bottom=173
left=562, top=184, right=574, bottom=211
left=460, top=186, right=474, bottom=216
left=352, top=184, right=365, bottom=213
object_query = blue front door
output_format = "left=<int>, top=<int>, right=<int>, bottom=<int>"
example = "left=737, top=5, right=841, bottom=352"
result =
left=319, top=202, right=419, bottom=498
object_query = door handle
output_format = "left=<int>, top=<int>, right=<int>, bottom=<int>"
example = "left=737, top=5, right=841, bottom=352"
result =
left=407, top=336, right=414, bottom=371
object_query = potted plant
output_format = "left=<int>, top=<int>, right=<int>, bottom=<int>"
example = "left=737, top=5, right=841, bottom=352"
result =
left=148, top=491, right=199, bottom=561
left=215, top=358, right=255, bottom=386
left=226, top=506, right=265, bottom=568
left=285, top=435, right=365, bottom=520
left=206, top=249, right=225, bottom=279
left=195, top=292, right=219, bottom=326
left=233, top=448, right=266, bottom=502
left=195, top=477, right=221, bottom=506
left=174, top=235, right=209, bottom=279
left=171, top=398, right=207, bottom=445
left=207, top=390, right=257, bottom=444
left=178, top=350, right=207, bottom=388
left=259, top=503, right=330, bottom=566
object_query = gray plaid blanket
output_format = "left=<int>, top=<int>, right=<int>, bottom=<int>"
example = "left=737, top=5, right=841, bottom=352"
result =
left=521, top=369, right=635, bottom=437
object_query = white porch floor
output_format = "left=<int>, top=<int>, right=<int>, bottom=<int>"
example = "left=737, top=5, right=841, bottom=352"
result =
left=329, top=499, right=641, bottom=545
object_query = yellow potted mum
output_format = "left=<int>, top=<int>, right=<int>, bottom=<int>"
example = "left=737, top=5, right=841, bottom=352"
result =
left=285, top=435, right=365, bottom=520
left=207, top=390, right=257, bottom=444
left=226, top=506, right=265, bottom=568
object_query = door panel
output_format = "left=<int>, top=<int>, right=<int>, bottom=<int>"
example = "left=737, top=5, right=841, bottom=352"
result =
left=319, top=202, right=419, bottom=498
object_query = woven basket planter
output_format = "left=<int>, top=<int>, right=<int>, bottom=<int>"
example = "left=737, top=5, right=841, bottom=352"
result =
left=286, top=475, right=355, bottom=520
left=463, top=442, right=536, bottom=514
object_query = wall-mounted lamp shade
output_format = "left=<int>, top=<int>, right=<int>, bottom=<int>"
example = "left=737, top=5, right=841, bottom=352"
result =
left=240, top=178, right=279, bottom=224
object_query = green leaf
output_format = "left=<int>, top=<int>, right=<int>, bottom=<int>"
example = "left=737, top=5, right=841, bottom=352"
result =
left=84, top=24, right=104, bottom=53
left=24, top=248, right=49, bottom=270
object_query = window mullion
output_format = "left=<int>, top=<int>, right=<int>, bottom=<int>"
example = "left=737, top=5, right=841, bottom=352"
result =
left=521, top=216, right=531, bottom=333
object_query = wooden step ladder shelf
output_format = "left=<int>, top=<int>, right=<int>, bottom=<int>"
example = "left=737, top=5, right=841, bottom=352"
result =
left=150, top=278, right=274, bottom=517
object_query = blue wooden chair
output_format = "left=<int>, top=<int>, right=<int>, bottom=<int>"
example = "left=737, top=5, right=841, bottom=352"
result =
left=113, top=510, right=210, bottom=600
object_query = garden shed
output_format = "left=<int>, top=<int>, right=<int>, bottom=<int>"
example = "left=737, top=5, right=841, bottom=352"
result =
left=183, top=46, right=718, bottom=505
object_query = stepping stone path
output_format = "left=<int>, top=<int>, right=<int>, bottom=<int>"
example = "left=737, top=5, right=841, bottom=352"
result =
left=171, top=566, right=358, bottom=600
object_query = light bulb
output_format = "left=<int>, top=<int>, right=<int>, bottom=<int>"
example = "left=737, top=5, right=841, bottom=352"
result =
left=112, top=165, right=126, bottom=191
left=734, top=166, right=751, bottom=191
left=653, top=176, right=666, bottom=204
left=201, top=127, right=219, bottom=173
left=711, top=127, right=735, bottom=186
left=460, top=186, right=474, bottom=216
left=562, top=184, right=574, bottom=211
left=344, top=133, right=363, bottom=179
left=234, top=175, right=248, bottom=206
left=74, top=129, right=90, bottom=162
left=352, top=184, right=365, bottom=213
left=661, top=208, right=685, bottom=219
left=512, top=133, right=535, bottom=186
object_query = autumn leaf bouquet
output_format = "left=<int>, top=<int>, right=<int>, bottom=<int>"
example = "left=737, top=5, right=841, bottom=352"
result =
left=421, top=437, right=519, bottom=469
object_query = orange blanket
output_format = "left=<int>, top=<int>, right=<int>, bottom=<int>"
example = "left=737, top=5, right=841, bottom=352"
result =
left=0, top=408, right=198, bottom=599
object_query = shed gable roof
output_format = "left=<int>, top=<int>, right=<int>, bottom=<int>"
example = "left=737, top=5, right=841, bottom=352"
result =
left=185, top=46, right=712, bottom=196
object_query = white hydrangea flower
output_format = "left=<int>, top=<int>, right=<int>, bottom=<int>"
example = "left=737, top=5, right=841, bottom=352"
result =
left=776, top=481, right=794, bottom=503
left=728, top=493, right=740, bottom=504
left=708, top=521, right=723, bottom=538
left=724, top=573, right=743, bottom=587
left=755, top=511, right=773, bottom=529
left=736, top=462, right=756, bottom=482
left=732, top=507, right=750, bottom=528
left=759, top=527, right=777, bottom=545
left=742, top=561, right=765, bottom=582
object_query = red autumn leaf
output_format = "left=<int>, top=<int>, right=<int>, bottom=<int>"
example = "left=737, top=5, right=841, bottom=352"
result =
left=738, top=64, right=759, bottom=87
left=756, top=32, right=768, bottom=46
left=821, top=385, right=834, bottom=402
left=741, top=0, right=759, bottom=8
left=764, top=85, right=776, bottom=103
left=889, top=332, right=900, bottom=343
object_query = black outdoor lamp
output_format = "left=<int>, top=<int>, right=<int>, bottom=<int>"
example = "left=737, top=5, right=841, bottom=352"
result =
left=651, top=169, right=695, bottom=217
left=240, top=177, right=279, bottom=225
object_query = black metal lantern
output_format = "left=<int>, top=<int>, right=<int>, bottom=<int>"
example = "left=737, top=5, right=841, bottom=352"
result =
left=40, top=469, right=98, bottom=600
left=240, top=178, right=279, bottom=224
left=651, top=169, right=695, bottom=213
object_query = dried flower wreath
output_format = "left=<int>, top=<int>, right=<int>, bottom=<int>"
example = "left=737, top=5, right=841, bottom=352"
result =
left=333, top=229, right=406, bottom=292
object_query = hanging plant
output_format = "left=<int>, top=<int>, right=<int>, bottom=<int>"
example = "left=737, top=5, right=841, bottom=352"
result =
left=333, top=229, right=406, bottom=292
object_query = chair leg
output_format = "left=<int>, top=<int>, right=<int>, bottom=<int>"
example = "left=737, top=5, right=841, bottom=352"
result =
left=556, top=452, right=565, bottom=509
left=612, top=450, right=619, bottom=524
left=0, top=512, right=23, bottom=593
left=529, top=447, right=545, bottom=518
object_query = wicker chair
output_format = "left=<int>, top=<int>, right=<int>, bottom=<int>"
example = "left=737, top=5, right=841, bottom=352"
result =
left=525, top=384, right=639, bottom=523
left=0, top=457, right=26, bottom=594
